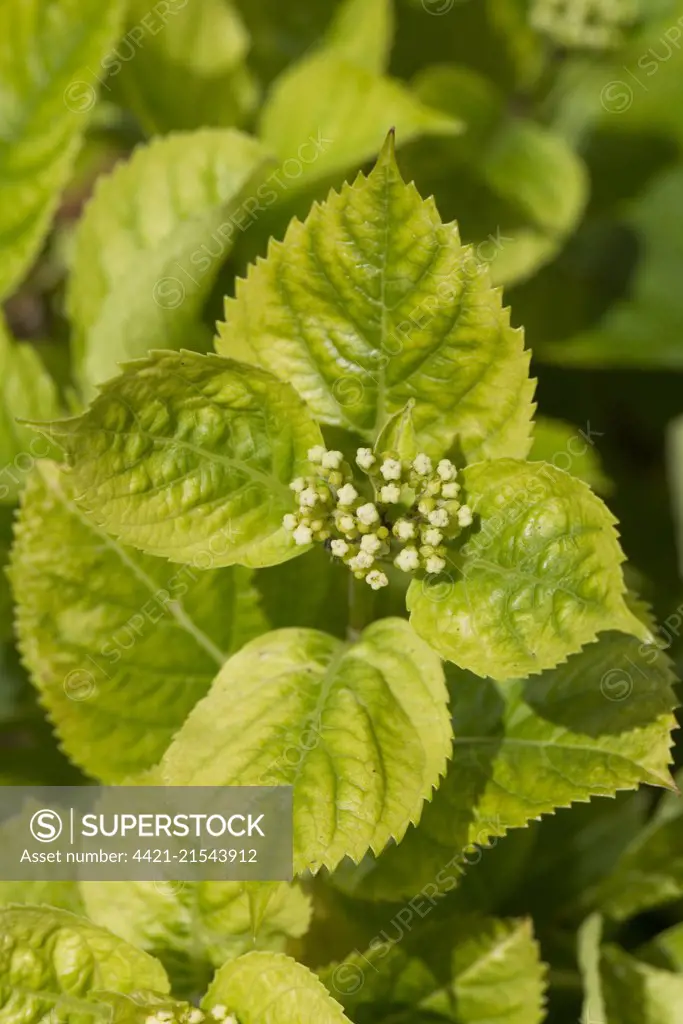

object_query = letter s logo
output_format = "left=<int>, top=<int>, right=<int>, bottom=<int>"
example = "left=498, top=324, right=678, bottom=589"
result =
left=30, top=809, right=63, bottom=843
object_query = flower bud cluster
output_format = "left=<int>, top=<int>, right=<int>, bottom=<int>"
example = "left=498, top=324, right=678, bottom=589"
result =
left=145, top=1005, right=236, bottom=1024
left=283, top=444, right=474, bottom=588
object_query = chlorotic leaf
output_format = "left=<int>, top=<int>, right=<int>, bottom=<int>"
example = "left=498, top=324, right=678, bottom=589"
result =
left=408, top=459, right=647, bottom=680
left=336, top=634, right=676, bottom=901
left=0, top=319, right=61, bottom=504
left=80, top=880, right=311, bottom=973
left=45, top=350, right=323, bottom=569
left=0, top=506, right=14, bottom=640
left=217, top=136, right=535, bottom=462
left=0, top=880, right=83, bottom=914
left=93, top=991, right=194, bottom=1024
left=596, top=777, right=683, bottom=921
left=0, top=0, right=125, bottom=299
left=374, top=400, right=419, bottom=462
left=325, top=917, right=547, bottom=1024
left=0, top=906, right=169, bottom=1018
left=11, top=461, right=267, bottom=781
left=258, top=56, right=459, bottom=188
left=642, top=921, right=683, bottom=973
left=203, top=951, right=352, bottom=1024
left=324, top=0, right=394, bottom=74
left=114, top=0, right=258, bottom=134
left=161, top=619, right=451, bottom=874
left=68, top=130, right=273, bottom=394
left=530, top=416, right=611, bottom=494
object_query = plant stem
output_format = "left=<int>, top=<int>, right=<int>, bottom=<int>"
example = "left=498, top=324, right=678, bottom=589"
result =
left=347, top=574, right=376, bottom=641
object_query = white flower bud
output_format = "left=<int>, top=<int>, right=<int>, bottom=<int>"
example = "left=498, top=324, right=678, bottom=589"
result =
left=422, top=527, right=442, bottom=546
left=393, top=519, right=415, bottom=541
left=356, top=447, right=376, bottom=470
left=457, top=505, right=473, bottom=527
left=441, top=482, right=461, bottom=498
left=282, top=514, right=297, bottom=531
left=290, top=477, right=305, bottom=492
left=210, top=1008, right=228, bottom=1022
left=350, top=552, right=374, bottom=571
left=337, top=483, right=358, bottom=506
left=293, top=524, right=312, bottom=546
left=425, top=554, right=446, bottom=574
left=299, top=487, right=318, bottom=508
left=307, top=446, right=326, bottom=464
left=330, top=539, right=349, bottom=557
left=366, top=569, right=389, bottom=590
left=322, top=449, right=343, bottom=469
left=395, top=547, right=420, bottom=572
left=380, top=457, right=402, bottom=481
left=412, top=453, right=432, bottom=476
left=360, top=533, right=382, bottom=554
left=428, top=508, right=449, bottom=528
left=437, top=459, right=457, bottom=481
left=380, top=484, right=401, bottom=504
left=338, top=514, right=356, bottom=533
left=356, top=502, right=379, bottom=525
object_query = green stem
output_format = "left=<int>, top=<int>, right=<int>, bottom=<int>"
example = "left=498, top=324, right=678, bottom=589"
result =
left=347, top=574, right=376, bottom=642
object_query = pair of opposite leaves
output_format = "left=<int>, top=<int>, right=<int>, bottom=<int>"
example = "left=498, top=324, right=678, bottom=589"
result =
left=13, top=138, right=662, bottom=882
left=44, top=136, right=647, bottom=685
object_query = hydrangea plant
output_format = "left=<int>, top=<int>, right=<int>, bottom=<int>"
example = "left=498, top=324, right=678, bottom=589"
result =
left=1, top=1, right=681, bottom=1023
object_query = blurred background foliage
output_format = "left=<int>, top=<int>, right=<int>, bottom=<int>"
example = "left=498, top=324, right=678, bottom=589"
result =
left=3, top=0, right=683, bottom=1020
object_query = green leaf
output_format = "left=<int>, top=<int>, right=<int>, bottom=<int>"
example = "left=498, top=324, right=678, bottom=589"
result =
left=530, top=417, right=611, bottom=494
left=324, top=0, right=394, bottom=74
left=410, top=64, right=588, bottom=286
left=256, top=546, right=350, bottom=638
left=538, top=168, right=683, bottom=369
left=0, top=0, right=126, bottom=299
left=258, top=58, right=460, bottom=188
left=600, top=944, right=683, bottom=1024
left=68, top=129, right=273, bottom=394
left=667, top=414, right=683, bottom=578
left=217, top=137, right=535, bottom=463
left=80, top=880, right=311, bottom=977
left=161, top=619, right=450, bottom=874
left=114, top=0, right=258, bottom=135
left=335, top=635, right=676, bottom=901
left=0, top=319, right=61, bottom=504
left=232, top=0, right=338, bottom=85
left=45, top=350, right=324, bottom=569
left=0, top=906, right=169, bottom=1018
left=324, top=916, right=547, bottom=1024
left=374, top=400, right=419, bottom=462
left=596, top=773, right=683, bottom=921
left=203, top=951, right=351, bottom=1024
left=11, top=461, right=266, bottom=781
left=408, top=459, right=647, bottom=680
